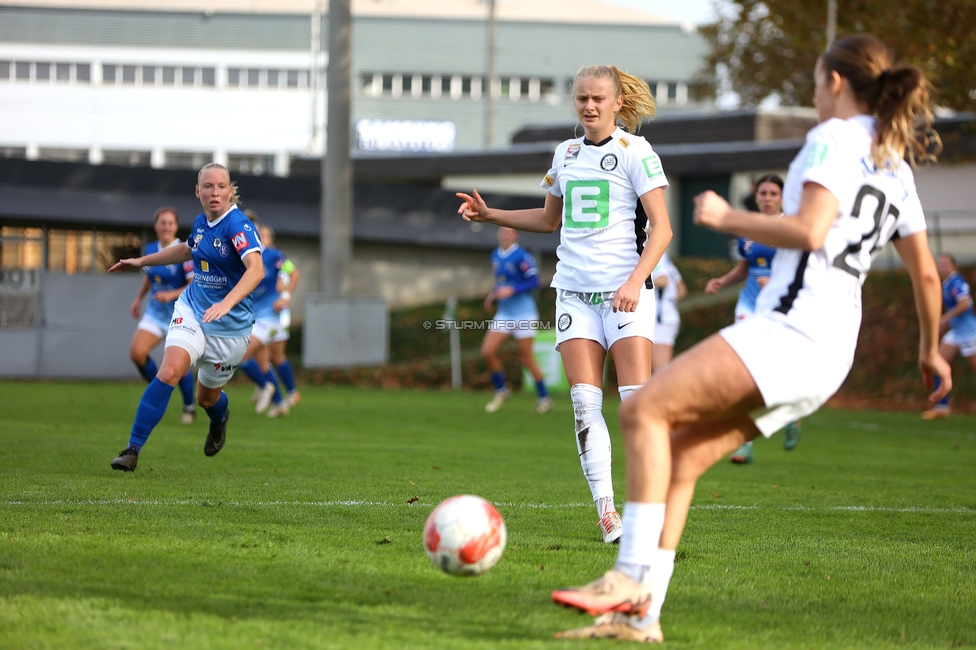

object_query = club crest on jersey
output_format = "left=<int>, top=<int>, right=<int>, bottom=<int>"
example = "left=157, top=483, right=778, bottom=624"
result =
left=192, top=234, right=203, bottom=251
left=742, top=240, right=753, bottom=253
left=213, top=237, right=230, bottom=258
left=232, top=232, right=248, bottom=252
left=600, top=154, right=618, bottom=172
left=564, top=144, right=581, bottom=163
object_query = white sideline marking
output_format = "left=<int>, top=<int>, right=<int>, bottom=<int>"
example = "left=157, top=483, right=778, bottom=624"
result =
left=1, top=499, right=973, bottom=514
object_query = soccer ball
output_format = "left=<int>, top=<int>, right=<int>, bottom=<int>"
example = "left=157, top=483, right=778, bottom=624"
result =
left=423, top=494, right=507, bottom=576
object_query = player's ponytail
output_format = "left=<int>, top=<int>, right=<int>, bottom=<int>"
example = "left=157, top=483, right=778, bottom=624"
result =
left=821, top=34, right=940, bottom=168
left=572, top=65, right=656, bottom=134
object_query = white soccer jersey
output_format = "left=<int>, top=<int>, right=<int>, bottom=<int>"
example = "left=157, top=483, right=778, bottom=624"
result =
left=542, top=127, right=670, bottom=292
left=757, top=115, right=927, bottom=348
left=653, top=252, right=682, bottom=326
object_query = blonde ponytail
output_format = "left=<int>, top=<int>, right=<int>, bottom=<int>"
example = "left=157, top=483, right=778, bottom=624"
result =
left=572, top=65, right=656, bottom=134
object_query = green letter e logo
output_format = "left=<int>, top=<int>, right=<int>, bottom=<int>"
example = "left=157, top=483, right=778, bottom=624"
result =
left=564, top=181, right=610, bottom=229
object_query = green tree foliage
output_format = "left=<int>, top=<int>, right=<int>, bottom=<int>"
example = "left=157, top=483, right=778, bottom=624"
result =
left=696, top=0, right=976, bottom=112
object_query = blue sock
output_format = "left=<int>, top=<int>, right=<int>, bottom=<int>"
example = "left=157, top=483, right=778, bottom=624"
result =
left=239, top=359, right=265, bottom=387
left=129, top=378, right=175, bottom=451
left=178, top=370, right=195, bottom=408
left=275, top=360, right=296, bottom=393
left=136, top=356, right=158, bottom=383
left=934, top=376, right=950, bottom=407
left=264, top=369, right=283, bottom=404
left=205, top=391, right=229, bottom=424
left=535, top=379, right=549, bottom=399
left=490, top=371, right=506, bottom=392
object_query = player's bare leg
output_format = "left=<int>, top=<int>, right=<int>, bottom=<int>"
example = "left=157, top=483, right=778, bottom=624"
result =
left=922, top=342, right=958, bottom=419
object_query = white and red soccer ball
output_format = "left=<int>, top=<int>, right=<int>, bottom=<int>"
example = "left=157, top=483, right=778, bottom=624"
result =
left=424, top=495, right=507, bottom=576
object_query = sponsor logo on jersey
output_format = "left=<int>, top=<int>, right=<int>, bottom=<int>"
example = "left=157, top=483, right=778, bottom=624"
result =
left=543, top=173, right=554, bottom=186
left=619, top=137, right=630, bottom=148
left=557, top=313, right=572, bottom=332
left=804, top=143, right=828, bottom=169
left=564, top=144, right=581, bottom=162
left=195, top=273, right=229, bottom=287
left=232, top=232, right=248, bottom=252
left=154, top=274, right=162, bottom=284
left=212, top=362, right=238, bottom=373
left=172, top=317, right=183, bottom=325
left=564, top=180, right=611, bottom=230
left=243, top=223, right=252, bottom=231
left=201, top=261, right=210, bottom=272
left=641, top=154, right=664, bottom=179
left=600, top=154, right=618, bottom=172
left=192, top=234, right=203, bottom=251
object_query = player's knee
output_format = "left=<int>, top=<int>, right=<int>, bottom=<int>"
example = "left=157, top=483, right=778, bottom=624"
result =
left=129, top=344, right=147, bottom=365
left=154, top=365, right=182, bottom=385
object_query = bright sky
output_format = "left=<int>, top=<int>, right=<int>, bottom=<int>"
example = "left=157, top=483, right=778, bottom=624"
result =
left=603, top=0, right=721, bottom=26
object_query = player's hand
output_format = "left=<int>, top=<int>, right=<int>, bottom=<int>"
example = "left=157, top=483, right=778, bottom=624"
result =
left=272, top=298, right=288, bottom=312
left=202, top=300, right=231, bottom=323
left=129, top=300, right=141, bottom=319
left=152, top=290, right=176, bottom=304
left=494, top=286, right=515, bottom=301
left=920, top=350, right=952, bottom=404
left=756, top=276, right=770, bottom=289
left=693, top=191, right=732, bottom=232
left=704, top=278, right=723, bottom=295
left=456, top=189, right=490, bottom=222
left=613, top=279, right=641, bottom=313
left=109, top=258, right=142, bottom=273
left=483, top=294, right=495, bottom=309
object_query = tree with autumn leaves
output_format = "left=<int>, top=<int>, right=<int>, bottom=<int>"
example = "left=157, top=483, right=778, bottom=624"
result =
left=696, top=0, right=976, bottom=113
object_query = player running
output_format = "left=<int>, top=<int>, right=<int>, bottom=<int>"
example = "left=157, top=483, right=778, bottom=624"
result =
left=108, top=163, right=264, bottom=471
left=921, top=253, right=976, bottom=419
left=550, top=34, right=950, bottom=642
left=482, top=226, right=551, bottom=414
left=459, top=64, right=672, bottom=544
left=650, top=251, right=686, bottom=374
left=126, top=206, right=197, bottom=425
left=704, top=174, right=802, bottom=462
left=239, top=222, right=301, bottom=418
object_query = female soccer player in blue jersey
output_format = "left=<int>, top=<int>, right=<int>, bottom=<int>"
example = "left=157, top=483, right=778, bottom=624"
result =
left=921, top=253, right=976, bottom=419
left=239, top=222, right=301, bottom=418
left=550, top=35, right=950, bottom=643
left=107, top=163, right=264, bottom=471
left=481, top=226, right=551, bottom=414
left=704, top=174, right=801, bottom=462
left=126, top=206, right=197, bottom=425
left=459, top=65, right=673, bottom=545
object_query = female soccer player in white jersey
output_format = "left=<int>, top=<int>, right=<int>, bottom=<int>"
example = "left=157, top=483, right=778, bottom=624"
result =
left=126, top=206, right=197, bottom=425
left=650, top=251, right=686, bottom=374
left=550, top=34, right=951, bottom=643
left=107, top=163, right=264, bottom=471
left=458, top=65, right=673, bottom=544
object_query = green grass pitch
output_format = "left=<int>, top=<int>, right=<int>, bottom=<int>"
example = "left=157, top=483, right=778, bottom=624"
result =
left=1, top=381, right=974, bottom=649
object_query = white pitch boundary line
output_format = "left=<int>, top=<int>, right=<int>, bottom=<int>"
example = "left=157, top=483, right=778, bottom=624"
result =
left=1, top=499, right=974, bottom=514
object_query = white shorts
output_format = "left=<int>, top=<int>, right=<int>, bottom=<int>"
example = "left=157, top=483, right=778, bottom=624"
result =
left=251, top=317, right=290, bottom=345
left=136, top=313, right=167, bottom=339
left=554, top=287, right=656, bottom=351
left=164, top=301, right=249, bottom=389
left=720, top=315, right=855, bottom=437
left=654, top=320, right=679, bottom=347
left=942, top=329, right=976, bottom=358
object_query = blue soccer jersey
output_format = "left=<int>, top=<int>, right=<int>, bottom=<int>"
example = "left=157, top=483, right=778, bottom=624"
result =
left=252, top=247, right=288, bottom=321
left=736, top=236, right=777, bottom=314
left=143, top=240, right=193, bottom=326
left=491, top=244, right=539, bottom=315
left=944, top=272, right=976, bottom=339
left=178, top=206, right=262, bottom=337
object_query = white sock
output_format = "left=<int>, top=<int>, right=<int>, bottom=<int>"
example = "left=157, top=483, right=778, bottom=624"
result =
left=647, top=548, right=676, bottom=620
left=615, top=502, right=665, bottom=582
left=596, top=495, right=616, bottom=518
left=571, top=384, right=614, bottom=507
left=618, top=384, right=641, bottom=402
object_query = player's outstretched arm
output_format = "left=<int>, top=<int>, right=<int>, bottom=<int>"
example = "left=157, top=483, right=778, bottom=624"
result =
left=705, top=260, right=748, bottom=294
left=109, top=243, right=192, bottom=273
left=894, top=231, right=951, bottom=402
left=456, top=189, right=562, bottom=233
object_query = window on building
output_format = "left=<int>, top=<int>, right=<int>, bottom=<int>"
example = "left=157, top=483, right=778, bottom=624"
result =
left=102, top=64, right=116, bottom=84
left=182, top=67, right=196, bottom=86
left=227, top=68, right=241, bottom=86
left=76, top=64, right=91, bottom=83
left=382, top=74, right=394, bottom=94
left=164, top=151, right=209, bottom=170
left=47, top=230, right=95, bottom=274
left=247, top=68, right=260, bottom=87
left=267, top=69, right=279, bottom=88
left=540, top=78, right=555, bottom=99
left=0, top=147, right=27, bottom=158
left=37, top=148, right=87, bottom=163
left=142, top=65, right=155, bottom=84
left=0, top=227, right=44, bottom=271
left=461, top=76, right=471, bottom=96
left=34, top=62, right=50, bottom=81
left=421, top=75, right=432, bottom=95
left=401, top=74, right=412, bottom=94
left=162, top=66, right=176, bottom=85
left=441, top=75, right=452, bottom=96
left=122, top=65, right=136, bottom=84
left=0, top=61, right=9, bottom=80
left=101, top=150, right=151, bottom=167
left=668, top=82, right=677, bottom=101
left=56, top=62, right=71, bottom=81
left=228, top=153, right=274, bottom=176
left=286, top=69, right=300, bottom=87
left=202, top=67, right=215, bottom=86
left=14, top=62, right=30, bottom=80
left=519, top=78, right=531, bottom=99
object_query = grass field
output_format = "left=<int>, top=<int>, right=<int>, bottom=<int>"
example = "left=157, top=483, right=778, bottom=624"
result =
left=1, top=382, right=975, bottom=649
